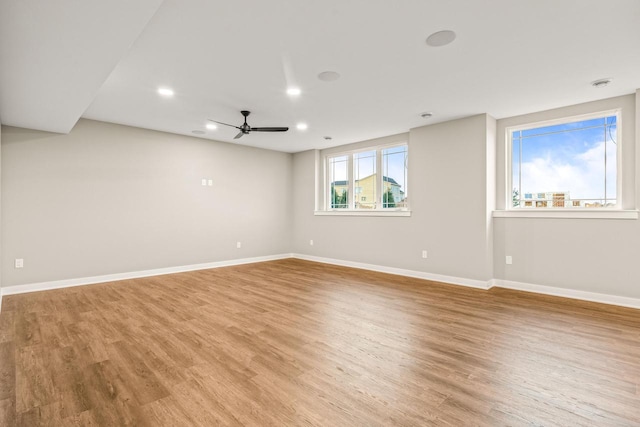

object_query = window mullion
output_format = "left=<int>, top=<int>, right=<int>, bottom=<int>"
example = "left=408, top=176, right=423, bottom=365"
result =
left=348, top=154, right=354, bottom=210
left=324, top=158, right=334, bottom=210
left=518, top=131, right=522, bottom=208
left=603, top=120, right=607, bottom=204
left=377, top=149, right=383, bottom=209
left=616, top=112, right=622, bottom=208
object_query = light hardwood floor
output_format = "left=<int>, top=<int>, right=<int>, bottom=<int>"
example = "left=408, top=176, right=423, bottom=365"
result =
left=0, top=259, right=639, bottom=426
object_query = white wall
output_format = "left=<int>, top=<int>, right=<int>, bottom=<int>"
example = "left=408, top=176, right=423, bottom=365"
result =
left=493, top=93, right=639, bottom=299
left=292, top=93, right=640, bottom=303
left=2, top=93, right=639, bottom=306
left=0, top=118, right=2, bottom=293
left=1, top=119, right=292, bottom=287
left=292, top=114, right=496, bottom=283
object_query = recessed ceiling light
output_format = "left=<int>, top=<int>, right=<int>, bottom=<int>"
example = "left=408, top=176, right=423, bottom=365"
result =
left=157, top=87, right=174, bottom=97
left=591, top=78, right=612, bottom=88
left=206, top=123, right=217, bottom=130
left=426, top=30, right=456, bottom=47
left=192, top=130, right=205, bottom=135
left=318, top=71, right=340, bottom=82
left=421, top=112, right=433, bottom=118
left=296, top=123, right=308, bottom=131
left=287, top=87, right=301, bottom=96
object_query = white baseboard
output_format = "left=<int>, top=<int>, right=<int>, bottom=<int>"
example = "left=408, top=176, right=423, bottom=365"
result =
left=1, top=253, right=292, bottom=297
left=493, top=279, right=640, bottom=310
left=2, top=254, right=639, bottom=312
left=291, top=254, right=640, bottom=310
left=291, top=253, right=492, bottom=289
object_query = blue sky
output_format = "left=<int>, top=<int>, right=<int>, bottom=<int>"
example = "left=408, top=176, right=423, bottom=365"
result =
left=512, top=115, right=617, bottom=202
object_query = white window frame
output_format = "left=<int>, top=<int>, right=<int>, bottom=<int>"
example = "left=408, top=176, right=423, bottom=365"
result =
left=497, top=109, right=638, bottom=219
left=317, top=142, right=410, bottom=217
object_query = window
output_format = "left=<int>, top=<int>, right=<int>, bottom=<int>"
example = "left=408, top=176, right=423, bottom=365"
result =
left=382, top=146, right=408, bottom=209
left=328, top=155, right=348, bottom=209
left=354, top=150, right=376, bottom=209
left=325, top=144, right=408, bottom=212
left=510, top=111, right=619, bottom=209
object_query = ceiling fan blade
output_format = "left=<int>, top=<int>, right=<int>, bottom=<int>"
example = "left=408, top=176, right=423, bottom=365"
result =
left=250, top=127, right=289, bottom=132
left=234, top=131, right=245, bottom=139
left=208, top=119, right=240, bottom=129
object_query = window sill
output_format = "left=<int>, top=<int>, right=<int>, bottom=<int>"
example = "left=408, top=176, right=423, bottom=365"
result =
left=493, top=209, right=638, bottom=219
left=314, top=210, right=411, bottom=217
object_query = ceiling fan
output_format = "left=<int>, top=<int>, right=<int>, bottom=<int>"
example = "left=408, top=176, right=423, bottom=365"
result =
left=209, top=110, right=288, bottom=139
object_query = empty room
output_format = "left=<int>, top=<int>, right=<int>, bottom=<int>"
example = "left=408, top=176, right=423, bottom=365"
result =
left=1, top=1, right=640, bottom=426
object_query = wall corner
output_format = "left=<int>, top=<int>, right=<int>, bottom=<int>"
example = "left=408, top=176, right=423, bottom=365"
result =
left=485, top=114, right=497, bottom=281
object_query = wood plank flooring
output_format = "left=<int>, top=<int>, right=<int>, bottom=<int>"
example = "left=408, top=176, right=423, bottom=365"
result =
left=0, top=258, right=639, bottom=426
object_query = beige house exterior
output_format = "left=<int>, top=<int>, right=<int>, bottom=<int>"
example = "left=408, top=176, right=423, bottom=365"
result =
left=331, top=174, right=405, bottom=209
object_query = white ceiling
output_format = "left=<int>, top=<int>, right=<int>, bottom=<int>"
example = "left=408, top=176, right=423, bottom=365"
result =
left=1, top=0, right=639, bottom=153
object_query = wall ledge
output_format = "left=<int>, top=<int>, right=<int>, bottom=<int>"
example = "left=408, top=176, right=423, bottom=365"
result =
left=314, top=210, right=411, bottom=217
left=493, top=209, right=638, bottom=219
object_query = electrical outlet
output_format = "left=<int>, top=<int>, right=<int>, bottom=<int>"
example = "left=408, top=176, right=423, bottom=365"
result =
left=201, top=178, right=207, bottom=186
left=15, top=258, right=24, bottom=268
left=236, top=241, right=242, bottom=249
left=207, top=179, right=213, bottom=186
left=421, top=250, right=428, bottom=259
left=506, top=256, right=513, bottom=265
left=310, top=240, right=314, bottom=246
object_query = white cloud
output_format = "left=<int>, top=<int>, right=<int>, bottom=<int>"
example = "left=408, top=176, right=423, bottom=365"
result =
left=519, top=141, right=616, bottom=201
